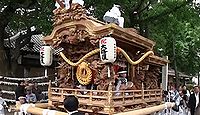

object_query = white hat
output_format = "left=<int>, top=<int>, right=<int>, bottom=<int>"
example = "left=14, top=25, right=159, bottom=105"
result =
left=118, top=71, right=127, bottom=74
left=18, top=96, right=26, bottom=100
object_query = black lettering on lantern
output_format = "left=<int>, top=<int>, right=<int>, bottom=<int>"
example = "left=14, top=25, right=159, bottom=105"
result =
left=40, top=47, right=45, bottom=64
left=101, top=45, right=108, bottom=60
left=40, top=52, right=45, bottom=64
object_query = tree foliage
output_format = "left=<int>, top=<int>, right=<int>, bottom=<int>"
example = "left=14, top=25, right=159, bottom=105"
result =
left=1, top=0, right=200, bottom=77
left=85, top=0, right=200, bottom=76
left=148, top=1, right=200, bottom=75
left=0, top=0, right=55, bottom=75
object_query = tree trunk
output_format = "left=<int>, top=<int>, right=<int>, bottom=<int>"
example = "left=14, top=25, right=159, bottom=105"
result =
left=0, top=3, right=17, bottom=75
left=0, top=28, right=8, bottom=75
left=0, top=0, right=38, bottom=75
left=173, top=36, right=179, bottom=88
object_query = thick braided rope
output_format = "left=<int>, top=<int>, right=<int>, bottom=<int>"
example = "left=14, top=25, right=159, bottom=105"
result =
left=60, top=48, right=100, bottom=66
left=60, top=47, right=154, bottom=66
left=76, top=62, right=92, bottom=85
left=117, top=47, right=154, bottom=65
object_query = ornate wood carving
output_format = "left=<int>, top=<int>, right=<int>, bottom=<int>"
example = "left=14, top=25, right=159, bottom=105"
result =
left=57, top=62, right=73, bottom=88
left=52, top=26, right=98, bottom=47
left=53, top=3, right=87, bottom=26
left=144, top=66, right=160, bottom=89
left=134, top=64, right=160, bottom=90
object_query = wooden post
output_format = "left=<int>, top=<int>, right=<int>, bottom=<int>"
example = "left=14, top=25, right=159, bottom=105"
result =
left=89, top=90, right=93, bottom=104
left=154, top=90, right=157, bottom=99
left=104, top=83, right=114, bottom=115
left=149, top=91, right=151, bottom=100
left=141, top=82, right=144, bottom=101
left=48, top=80, right=52, bottom=109
left=130, top=65, right=135, bottom=82
left=122, top=91, right=125, bottom=104
left=61, top=89, right=64, bottom=99
left=155, top=90, right=157, bottom=100
left=160, top=83, right=163, bottom=100
left=162, top=56, right=168, bottom=91
left=74, top=89, right=77, bottom=96
left=104, top=64, right=114, bottom=114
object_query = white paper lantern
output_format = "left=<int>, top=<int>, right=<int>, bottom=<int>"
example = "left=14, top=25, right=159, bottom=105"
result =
left=40, top=46, right=53, bottom=66
left=99, top=37, right=116, bottom=63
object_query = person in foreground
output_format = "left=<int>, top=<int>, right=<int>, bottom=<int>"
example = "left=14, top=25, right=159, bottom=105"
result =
left=188, top=86, right=200, bottom=115
left=63, top=95, right=85, bottom=115
left=0, top=89, right=7, bottom=115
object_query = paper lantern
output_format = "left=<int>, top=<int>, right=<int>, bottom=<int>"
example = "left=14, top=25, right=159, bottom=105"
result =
left=99, top=37, right=116, bottom=63
left=40, top=46, right=53, bottom=66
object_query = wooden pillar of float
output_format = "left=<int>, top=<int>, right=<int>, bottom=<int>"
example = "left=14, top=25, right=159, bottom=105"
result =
left=104, top=83, right=114, bottom=115
left=48, top=80, right=52, bottom=109
left=114, top=102, right=175, bottom=115
left=162, top=56, right=168, bottom=91
left=129, top=65, right=136, bottom=84
left=160, top=83, right=163, bottom=100
left=141, top=82, right=144, bottom=101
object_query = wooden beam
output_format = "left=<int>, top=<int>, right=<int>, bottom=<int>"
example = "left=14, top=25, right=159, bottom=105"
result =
left=114, top=102, right=175, bottom=115
left=15, top=103, right=68, bottom=115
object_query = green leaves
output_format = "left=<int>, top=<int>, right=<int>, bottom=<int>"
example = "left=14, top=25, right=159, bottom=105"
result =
left=1, top=0, right=55, bottom=35
left=84, top=0, right=200, bottom=75
left=148, top=2, right=200, bottom=75
left=1, top=0, right=200, bottom=76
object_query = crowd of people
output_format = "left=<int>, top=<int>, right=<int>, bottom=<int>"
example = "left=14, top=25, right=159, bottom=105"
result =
left=13, top=80, right=45, bottom=115
left=0, top=79, right=44, bottom=115
left=15, top=80, right=44, bottom=104
left=1, top=78, right=200, bottom=115
left=161, top=85, right=200, bottom=115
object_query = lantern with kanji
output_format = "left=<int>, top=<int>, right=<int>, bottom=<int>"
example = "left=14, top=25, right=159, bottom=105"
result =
left=40, top=45, right=53, bottom=66
left=99, top=37, right=116, bottom=63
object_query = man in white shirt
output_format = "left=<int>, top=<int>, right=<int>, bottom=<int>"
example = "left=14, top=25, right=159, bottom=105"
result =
left=195, top=91, right=199, bottom=108
left=188, top=86, right=200, bottom=115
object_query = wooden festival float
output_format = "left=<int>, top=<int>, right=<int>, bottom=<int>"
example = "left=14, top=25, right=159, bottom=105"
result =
left=36, top=3, right=169, bottom=115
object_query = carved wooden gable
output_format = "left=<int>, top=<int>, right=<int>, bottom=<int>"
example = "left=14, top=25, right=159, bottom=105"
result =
left=42, top=3, right=168, bottom=66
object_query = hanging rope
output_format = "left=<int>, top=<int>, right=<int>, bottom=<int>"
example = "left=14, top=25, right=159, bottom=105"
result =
left=60, top=47, right=154, bottom=66
left=117, top=47, right=154, bottom=65
left=60, top=49, right=100, bottom=66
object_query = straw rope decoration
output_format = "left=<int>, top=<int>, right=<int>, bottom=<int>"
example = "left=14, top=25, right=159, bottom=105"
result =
left=60, top=47, right=154, bottom=85
left=60, top=47, right=154, bottom=66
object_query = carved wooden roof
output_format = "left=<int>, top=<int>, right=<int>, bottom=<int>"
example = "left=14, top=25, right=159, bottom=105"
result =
left=42, top=3, right=168, bottom=66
